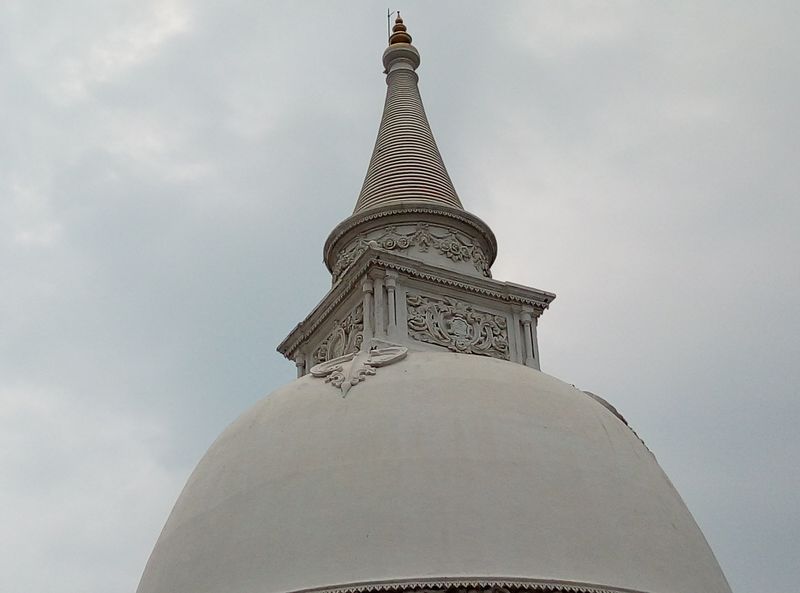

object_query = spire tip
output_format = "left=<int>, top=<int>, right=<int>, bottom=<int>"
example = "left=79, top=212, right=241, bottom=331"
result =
left=389, top=12, right=412, bottom=45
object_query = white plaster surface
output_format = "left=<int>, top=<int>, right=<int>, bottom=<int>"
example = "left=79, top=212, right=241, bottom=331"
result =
left=137, top=352, right=731, bottom=593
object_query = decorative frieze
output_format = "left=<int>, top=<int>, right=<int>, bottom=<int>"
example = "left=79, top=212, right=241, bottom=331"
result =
left=312, top=304, right=364, bottom=364
left=332, top=223, right=490, bottom=281
left=406, top=293, right=510, bottom=360
left=308, top=582, right=632, bottom=593
left=309, top=346, right=408, bottom=396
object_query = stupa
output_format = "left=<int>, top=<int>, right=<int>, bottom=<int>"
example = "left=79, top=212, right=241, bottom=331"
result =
left=137, top=16, right=732, bottom=593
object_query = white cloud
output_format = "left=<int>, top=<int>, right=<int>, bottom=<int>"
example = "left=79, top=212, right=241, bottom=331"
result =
left=6, top=182, right=63, bottom=247
left=0, top=385, right=186, bottom=593
left=58, top=1, right=193, bottom=101
left=507, top=0, right=639, bottom=57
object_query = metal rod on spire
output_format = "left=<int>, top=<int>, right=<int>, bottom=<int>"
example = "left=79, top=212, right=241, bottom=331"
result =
left=387, top=9, right=397, bottom=39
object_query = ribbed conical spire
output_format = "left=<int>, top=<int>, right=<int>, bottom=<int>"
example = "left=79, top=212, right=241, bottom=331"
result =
left=353, top=15, right=463, bottom=214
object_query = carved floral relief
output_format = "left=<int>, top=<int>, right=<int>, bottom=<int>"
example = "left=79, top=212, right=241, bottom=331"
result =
left=406, top=293, right=509, bottom=360
left=309, top=346, right=408, bottom=397
left=312, top=304, right=364, bottom=364
left=332, top=223, right=489, bottom=281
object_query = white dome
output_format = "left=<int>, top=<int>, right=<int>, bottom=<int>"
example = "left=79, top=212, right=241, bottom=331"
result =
left=137, top=352, right=731, bottom=593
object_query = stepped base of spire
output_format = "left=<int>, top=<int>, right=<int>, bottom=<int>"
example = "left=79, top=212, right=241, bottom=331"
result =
left=279, top=247, right=554, bottom=373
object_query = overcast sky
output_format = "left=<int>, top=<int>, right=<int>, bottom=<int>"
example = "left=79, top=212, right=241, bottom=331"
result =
left=1, top=2, right=798, bottom=592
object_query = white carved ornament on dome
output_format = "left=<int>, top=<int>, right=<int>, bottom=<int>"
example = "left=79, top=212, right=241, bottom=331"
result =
left=309, top=345, right=408, bottom=396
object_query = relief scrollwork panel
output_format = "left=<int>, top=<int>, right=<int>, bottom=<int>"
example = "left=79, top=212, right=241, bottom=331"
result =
left=312, top=303, right=364, bottom=364
left=332, top=223, right=490, bottom=281
left=406, top=293, right=510, bottom=360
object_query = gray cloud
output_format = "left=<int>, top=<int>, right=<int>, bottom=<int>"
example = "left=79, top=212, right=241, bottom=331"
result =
left=1, top=2, right=796, bottom=592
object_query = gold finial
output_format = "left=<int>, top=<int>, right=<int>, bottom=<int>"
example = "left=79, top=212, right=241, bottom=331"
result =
left=389, top=12, right=412, bottom=45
